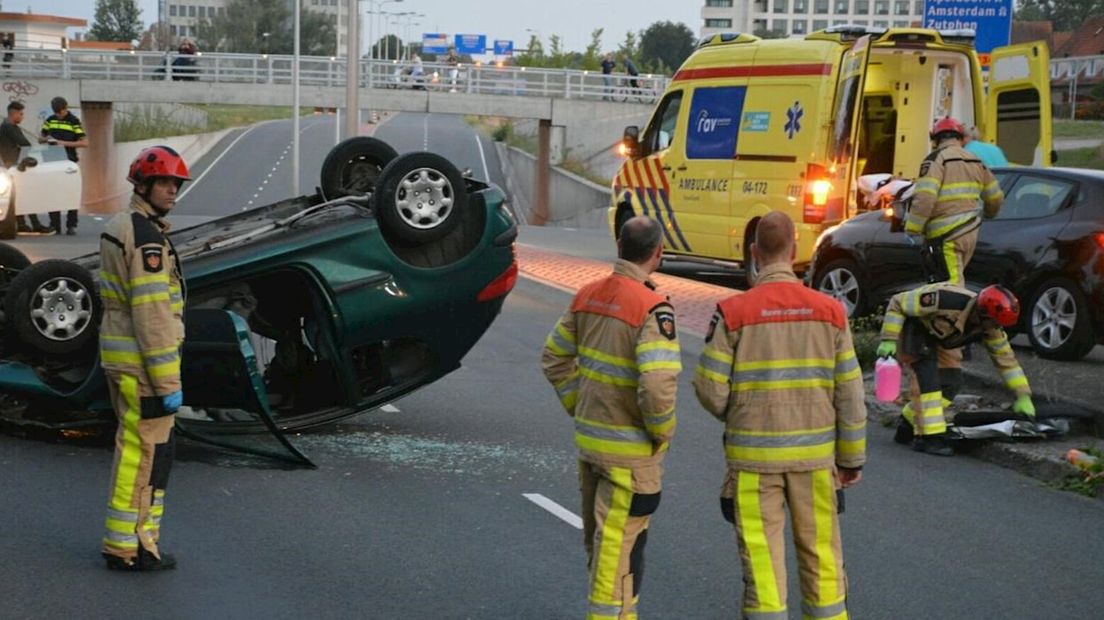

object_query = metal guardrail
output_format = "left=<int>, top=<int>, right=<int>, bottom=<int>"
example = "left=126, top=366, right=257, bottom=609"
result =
left=0, top=48, right=668, bottom=103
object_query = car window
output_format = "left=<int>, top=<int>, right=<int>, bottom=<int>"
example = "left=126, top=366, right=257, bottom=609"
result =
left=992, top=175, right=1075, bottom=220
left=641, top=90, right=683, bottom=155
left=19, top=144, right=71, bottom=164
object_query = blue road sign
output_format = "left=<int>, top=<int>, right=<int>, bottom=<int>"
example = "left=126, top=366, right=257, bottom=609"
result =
left=922, top=0, right=1013, bottom=54
left=493, top=40, right=514, bottom=56
left=422, top=33, right=449, bottom=55
left=454, top=34, right=487, bottom=55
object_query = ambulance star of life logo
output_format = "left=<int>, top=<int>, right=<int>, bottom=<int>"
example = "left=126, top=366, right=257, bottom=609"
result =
left=785, top=101, right=803, bottom=139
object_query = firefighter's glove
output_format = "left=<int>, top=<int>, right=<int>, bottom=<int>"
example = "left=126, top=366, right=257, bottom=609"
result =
left=1012, top=395, right=1036, bottom=418
left=162, top=391, right=183, bottom=414
left=876, top=341, right=897, bottom=358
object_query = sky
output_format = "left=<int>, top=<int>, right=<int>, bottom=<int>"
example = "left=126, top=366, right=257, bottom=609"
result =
left=30, top=1, right=701, bottom=54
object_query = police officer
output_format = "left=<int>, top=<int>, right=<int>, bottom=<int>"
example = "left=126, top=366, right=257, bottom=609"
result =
left=541, top=216, right=680, bottom=620
left=876, top=283, right=1034, bottom=456
left=40, top=96, right=87, bottom=235
left=908, top=116, right=1004, bottom=285
left=99, top=146, right=188, bottom=571
left=693, top=212, right=866, bottom=620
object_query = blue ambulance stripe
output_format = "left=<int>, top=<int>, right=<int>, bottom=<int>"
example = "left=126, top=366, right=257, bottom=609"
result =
left=643, top=187, right=679, bottom=249
left=656, top=188, right=692, bottom=252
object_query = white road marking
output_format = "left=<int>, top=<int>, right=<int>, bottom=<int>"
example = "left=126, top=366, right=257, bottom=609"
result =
left=523, top=493, right=583, bottom=530
left=380, top=404, right=400, bottom=413
left=474, top=133, right=490, bottom=181
left=177, top=123, right=261, bottom=201
left=423, top=115, right=430, bottom=151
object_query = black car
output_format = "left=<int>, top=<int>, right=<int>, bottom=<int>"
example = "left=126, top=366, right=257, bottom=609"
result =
left=809, top=167, right=1104, bottom=360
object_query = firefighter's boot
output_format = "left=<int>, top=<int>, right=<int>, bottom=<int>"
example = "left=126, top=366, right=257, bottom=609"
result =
left=893, top=417, right=914, bottom=445
left=912, top=433, right=954, bottom=457
left=104, top=546, right=177, bottom=572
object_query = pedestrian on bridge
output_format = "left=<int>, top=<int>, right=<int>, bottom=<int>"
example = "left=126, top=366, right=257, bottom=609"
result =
left=99, top=146, right=189, bottom=571
left=693, top=211, right=865, bottom=620
left=541, top=216, right=680, bottom=620
left=876, top=282, right=1035, bottom=456
left=40, top=96, right=86, bottom=235
left=601, top=53, right=616, bottom=100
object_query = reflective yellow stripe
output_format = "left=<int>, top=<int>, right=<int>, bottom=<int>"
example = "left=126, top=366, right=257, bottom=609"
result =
left=734, top=358, right=833, bottom=371
left=101, top=350, right=142, bottom=364
left=943, top=239, right=962, bottom=284
left=129, top=274, right=169, bottom=286
left=812, top=469, right=842, bottom=611
left=147, top=359, right=181, bottom=379
left=579, top=346, right=634, bottom=368
left=575, top=434, right=654, bottom=456
left=732, top=378, right=834, bottom=392
left=131, top=292, right=171, bottom=306
left=109, top=374, right=142, bottom=515
left=726, top=441, right=835, bottom=462
left=590, top=467, right=633, bottom=610
left=579, top=366, right=638, bottom=388
left=737, top=471, right=782, bottom=613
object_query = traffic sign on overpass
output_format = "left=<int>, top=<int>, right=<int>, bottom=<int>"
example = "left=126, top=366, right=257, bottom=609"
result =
left=455, top=34, right=487, bottom=55
left=494, top=40, right=514, bottom=56
left=422, top=33, right=449, bottom=55
left=923, top=0, right=1012, bottom=54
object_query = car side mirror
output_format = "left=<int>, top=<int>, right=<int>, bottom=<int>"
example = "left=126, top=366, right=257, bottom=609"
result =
left=16, top=156, right=36, bottom=172
left=621, top=125, right=640, bottom=158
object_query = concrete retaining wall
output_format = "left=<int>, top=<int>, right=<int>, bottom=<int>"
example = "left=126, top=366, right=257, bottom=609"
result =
left=512, top=104, right=651, bottom=163
left=495, top=142, right=609, bottom=230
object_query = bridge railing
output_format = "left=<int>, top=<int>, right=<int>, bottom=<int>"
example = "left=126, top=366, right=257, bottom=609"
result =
left=0, top=48, right=669, bottom=103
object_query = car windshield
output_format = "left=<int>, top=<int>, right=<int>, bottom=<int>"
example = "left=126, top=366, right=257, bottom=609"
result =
left=19, top=144, right=70, bottom=164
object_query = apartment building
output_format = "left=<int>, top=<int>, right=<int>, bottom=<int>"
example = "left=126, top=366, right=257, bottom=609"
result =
left=701, top=0, right=925, bottom=39
left=164, top=0, right=350, bottom=53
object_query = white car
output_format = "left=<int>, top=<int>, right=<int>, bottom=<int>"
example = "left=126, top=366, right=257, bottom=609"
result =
left=0, top=144, right=82, bottom=239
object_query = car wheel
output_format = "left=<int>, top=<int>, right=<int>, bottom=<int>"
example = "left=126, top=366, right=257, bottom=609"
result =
left=320, top=136, right=399, bottom=200
left=813, top=258, right=865, bottom=318
left=4, top=260, right=101, bottom=357
left=1027, top=278, right=1096, bottom=360
left=375, top=152, right=466, bottom=245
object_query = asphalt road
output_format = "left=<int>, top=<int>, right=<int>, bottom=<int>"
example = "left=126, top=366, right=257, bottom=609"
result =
left=2, top=114, right=1104, bottom=617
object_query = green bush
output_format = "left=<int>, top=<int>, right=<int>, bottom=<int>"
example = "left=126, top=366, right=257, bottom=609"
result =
left=849, top=309, right=884, bottom=371
left=491, top=121, right=513, bottom=142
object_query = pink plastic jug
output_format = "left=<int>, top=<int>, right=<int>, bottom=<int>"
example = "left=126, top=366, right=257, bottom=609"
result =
left=874, top=356, right=901, bottom=403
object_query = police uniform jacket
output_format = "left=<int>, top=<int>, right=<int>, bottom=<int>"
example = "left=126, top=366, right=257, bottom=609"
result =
left=879, top=282, right=1030, bottom=398
left=541, top=260, right=681, bottom=483
left=99, top=195, right=185, bottom=397
left=41, top=112, right=85, bottom=162
left=908, top=143, right=1003, bottom=240
left=693, top=263, right=866, bottom=473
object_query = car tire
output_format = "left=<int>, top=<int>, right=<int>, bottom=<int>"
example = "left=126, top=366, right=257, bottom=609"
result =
left=320, top=136, right=399, bottom=200
left=813, top=258, right=866, bottom=318
left=1026, top=278, right=1096, bottom=361
left=4, top=260, right=101, bottom=357
left=0, top=195, right=16, bottom=241
left=0, top=241, right=30, bottom=281
left=374, top=152, right=466, bottom=245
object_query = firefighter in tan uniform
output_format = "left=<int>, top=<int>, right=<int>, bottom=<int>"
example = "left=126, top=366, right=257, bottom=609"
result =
left=693, top=212, right=866, bottom=620
left=877, top=283, right=1035, bottom=456
left=907, top=117, right=1005, bottom=402
left=99, top=146, right=189, bottom=571
left=541, top=216, right=680, bottom=620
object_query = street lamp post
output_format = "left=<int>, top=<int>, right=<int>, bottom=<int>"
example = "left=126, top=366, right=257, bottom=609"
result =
left=345, top=0, right=359, bottom=139
left=293, top=1, right=301, bottom=196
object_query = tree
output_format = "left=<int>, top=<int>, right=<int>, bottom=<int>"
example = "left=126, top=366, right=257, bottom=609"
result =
left=1013, top=0, right=1047, bottom=21
left=639, top=21, right=695, bottom=75
left=616, top=31, right=640, bottom=63
left=299, top=8, right=337, bottom=56
left=88, top=0, right=143, bottom=42
left=581, top=28, right=603, bottom=72
left=371, top=34, right=404, bottom=60
left=1012, top=0, right=1104, bottom=31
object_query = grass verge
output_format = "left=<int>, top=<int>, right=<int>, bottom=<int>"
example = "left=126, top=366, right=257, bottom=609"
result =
left=1054, top=147, right=1104, bottom=170
left=115, top=104, right=314, bottom=143
left=1053, top=119, right=1104, bottom=139
left=465, top=116, right=611, bottom=185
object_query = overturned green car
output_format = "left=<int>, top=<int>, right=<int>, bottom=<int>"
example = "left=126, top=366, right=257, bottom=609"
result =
left=0, top=138, right=518, bottom=465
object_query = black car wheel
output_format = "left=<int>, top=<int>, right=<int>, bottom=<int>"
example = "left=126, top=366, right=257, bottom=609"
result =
left=320, top=137, right=399, bottom=200
left=375, top=152, right=466, bottom=245
left=4, top=260, right=101, bottom=357
left=1027, top=278, right=1096, bottom=360
left=813, top=258, right=865, bottom=318
left=0, top=242, right=30, bottom=289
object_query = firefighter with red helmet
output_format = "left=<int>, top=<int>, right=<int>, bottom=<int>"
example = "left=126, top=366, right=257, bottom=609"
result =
left=876, top=283, right=1034, bottom=456
left=99, top=146, right=189, bottom=570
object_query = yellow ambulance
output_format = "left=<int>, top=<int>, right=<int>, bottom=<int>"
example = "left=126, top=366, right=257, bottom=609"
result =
left=610, top=26, right=1052, bottom=273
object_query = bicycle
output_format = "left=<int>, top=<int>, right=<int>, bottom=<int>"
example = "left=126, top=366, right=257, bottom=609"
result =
left=610, top=79, right=657, bottom=104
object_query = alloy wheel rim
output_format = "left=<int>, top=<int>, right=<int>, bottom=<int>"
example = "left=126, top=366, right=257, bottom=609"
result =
left=30, top=277, right=92, bottom=341
left=395, top=167, right=454, bottom=230
left=820, top=268, right=860, bottom=316
left=1032, top=287, right=1076, bottom=350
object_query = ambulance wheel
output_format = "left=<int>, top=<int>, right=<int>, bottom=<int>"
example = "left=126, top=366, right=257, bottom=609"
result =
left=320, top=137, right=399, bottom=200
left=813, top=258, right=866, bottom=318
left=374, top=152, right=466, bottom=244
left=4, top=260, right=101, bottom=357
left=1027, top=278, right=1095, bottom=361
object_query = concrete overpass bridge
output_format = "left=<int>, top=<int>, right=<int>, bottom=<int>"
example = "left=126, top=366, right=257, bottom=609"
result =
left=8, top=48, right=656, bottom=214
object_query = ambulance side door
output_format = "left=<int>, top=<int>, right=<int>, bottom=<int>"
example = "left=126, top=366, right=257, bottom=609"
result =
left=827, top=35, right=873, bottom=223
left=985, top=42, right=1053, bottom=166
left=624, top=89, right=701, bottom=256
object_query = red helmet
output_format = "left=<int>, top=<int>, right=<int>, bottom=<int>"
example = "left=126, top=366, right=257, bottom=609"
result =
left=930, top=117, right=965, bottom=140
left=977, top=285, right=1019, bottom=327
left=128, top=146, right=190, bottom=187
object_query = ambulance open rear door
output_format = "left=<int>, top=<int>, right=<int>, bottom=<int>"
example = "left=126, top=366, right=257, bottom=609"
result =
left=985, top=42, right=1053, bottom=166
left=825, top=35, right=873, bottom=223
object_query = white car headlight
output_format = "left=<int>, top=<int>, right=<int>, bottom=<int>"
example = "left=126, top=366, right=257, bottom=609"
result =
left=0, top=172, right=11, bottom=195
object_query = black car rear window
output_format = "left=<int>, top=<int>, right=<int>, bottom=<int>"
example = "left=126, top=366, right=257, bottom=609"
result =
left=992, top=176, right=1076, bottom=220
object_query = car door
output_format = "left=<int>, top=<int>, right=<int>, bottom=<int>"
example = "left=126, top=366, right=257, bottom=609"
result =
left=12, top=144, right=80, bottom=216
left=827, top=34, right=873, bottom=224
left=985, top=42, right=1053, bottom=167
left=966, top=172, right=1076, bottom=291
